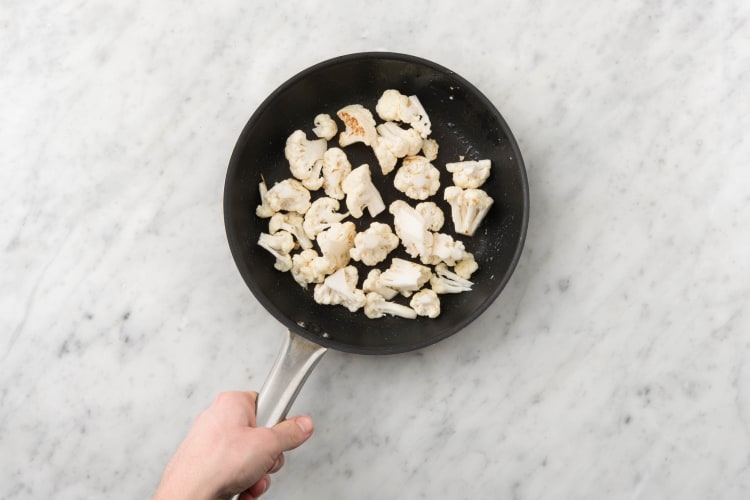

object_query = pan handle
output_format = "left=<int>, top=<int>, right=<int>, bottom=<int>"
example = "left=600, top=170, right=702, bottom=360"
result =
left=255, top=329, right=327, bottom=427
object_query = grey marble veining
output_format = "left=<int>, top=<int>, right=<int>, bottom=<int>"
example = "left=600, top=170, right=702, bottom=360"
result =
left=1, top=1, right=749, bottom=499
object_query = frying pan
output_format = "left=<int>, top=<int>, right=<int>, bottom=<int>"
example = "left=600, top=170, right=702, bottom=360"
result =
left=224, top=52, right=529, bottom=427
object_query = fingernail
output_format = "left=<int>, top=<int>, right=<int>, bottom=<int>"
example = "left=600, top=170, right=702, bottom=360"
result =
left=295, top=415, right=313, bottom=434
left=262, top=476, right=271, bottom=493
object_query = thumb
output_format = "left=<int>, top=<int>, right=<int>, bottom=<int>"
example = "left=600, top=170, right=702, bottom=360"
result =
left=268, top=415, right=315, bottom=452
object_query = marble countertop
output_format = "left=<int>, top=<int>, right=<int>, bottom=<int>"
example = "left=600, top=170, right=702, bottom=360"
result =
left=2, top=1, right=749, bottom=498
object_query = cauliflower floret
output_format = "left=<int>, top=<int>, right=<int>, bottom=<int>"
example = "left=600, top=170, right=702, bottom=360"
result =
left=349, top=222, right=399, bottom=266
left=389, top=200, right=433, bottom=260
left=443, top=186, right=494, bottom=236
left=454, top=253, right=478, bottom=279
left=302, top=197, right=349, bottom=240
left=362, top=269, right=399, bottom=300
left=375, top=90, right=431, bottom=138
left=421, top=232, right=468, bottom=266
left=321, top=147, right=352, bottom=200
left=371, top=122, right=424, bottom=175
left=312, top=113, right=338, bottom=141
left=268, top=212, right=313, bottom=250
left=421, top=138, right=439, bottom=161
left=364, top=292, right=417, bottom=319
left=379, top=258, right=432, bottom=296
left=313, top=266, right=366, bottom=312
left=409, top=289, right=440, bottom=318
left=430, top=263, right=474, bottom=294
left=266, top=179, right=311, bottom=214
left=258, top=231, right=294, bottom=272
left=255, top=177, right=275, bottom=218
left=291, top=249, right=331, bottom=288
left=284, top=130, right=326, bottom=190
left=316, top=221, right=356, bottom=272
left=393, top=155, right=441, bottom=200
left=445, top=159, right=491, bottom=189
left=341, top=164, right=386, bottom=218
left=337, top=104, right=377, bottom=147
left=415, top=201, right=444, bottom=231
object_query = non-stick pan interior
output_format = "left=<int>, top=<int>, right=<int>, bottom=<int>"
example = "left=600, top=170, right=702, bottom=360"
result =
left=225, top=52, right=528, bottom=354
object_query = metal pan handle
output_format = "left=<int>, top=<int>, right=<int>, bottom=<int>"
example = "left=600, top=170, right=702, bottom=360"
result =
left=255, top=329, right=327, bottom=427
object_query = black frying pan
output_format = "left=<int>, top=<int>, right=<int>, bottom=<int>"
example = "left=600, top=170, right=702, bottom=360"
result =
left=224, top=52, right=529, bottom=426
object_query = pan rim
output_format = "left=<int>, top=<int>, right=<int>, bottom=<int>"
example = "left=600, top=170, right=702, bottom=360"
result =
left=224, top=51, right=529, bottom=355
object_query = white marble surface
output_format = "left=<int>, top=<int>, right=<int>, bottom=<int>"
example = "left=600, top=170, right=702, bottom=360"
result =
left=2, top=1, right=749, bottom=498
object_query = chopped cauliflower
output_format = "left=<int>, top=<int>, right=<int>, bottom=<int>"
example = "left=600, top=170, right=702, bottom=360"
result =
left=454, top=253, right=478, bottom=279
left=422, top=232, right=468, bottom=266
left=375, top=90, right=431, bottom=138
left=362, top=269, right=399, bottom=300
left=410, top=289, right=440, bottom=318
left=430, top=263, right=474, bottom=294
left=315, top=221, right=356, bottom=272
left=258, top=231, right=294, bottom=272
left=302, top=197, right=349, bottom=240
left=421, top=138, right=439, bottom=161
left=364, top=292, right=417, bottom=319
left=313, top=266, right=366, bottom=312
left=393, top=155, right=441, bottom=200
left=266, top=179, right=311, bottom=214
left=371, top=122, right=423, bottom=175
left=321, top=147, right=352, bottom=200
left=379, top=258, right=432, bottom=296
left=337, top=104, right=377, bottom=147
left=415, top=201, right=444, bottom=231
left=349, top=222, right=399, bottom=266
left=284, top=130, right=326, bottom=190
left=389, top=200, right=433, bottom=260
left=443, top=186, right=494, bottom=236
left=312, top=113, right=338, bottom=141
left=268, top=212, right=313, bottom=250
left=446, top=159, right=491, bottom=189
left=255, top=177, right=275, bottom=218
left=341, top=164, right=386, bottom=218
left=291, top=249, right=330, bottom=288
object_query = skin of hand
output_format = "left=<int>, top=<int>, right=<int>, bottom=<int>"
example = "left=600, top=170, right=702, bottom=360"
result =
left=153, top=391, right=314, bottom=500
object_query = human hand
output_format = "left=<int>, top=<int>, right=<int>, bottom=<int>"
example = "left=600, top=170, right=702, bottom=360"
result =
left=153, top=391, right=314, bottom=500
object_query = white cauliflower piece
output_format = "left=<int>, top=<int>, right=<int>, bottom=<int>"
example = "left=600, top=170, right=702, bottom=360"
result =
left=266, top=179, right=311, bottom=214
left=315, top=221, right=356, bottom=272
left=415, top=201, right=444, bottom=231
left=302, top=197, right=349, bottom=240
left=422, top=232, right=468, bottom=266
left=362, top=269, right=399, bottom=300
left=393, top=155, right=441, bottom=200
left=291, top=249, right=331, bottom=288
left=337, top=104, right=377, bottom=147
left=257, top=231, right=294, bottom=272
left=454, top=253, right=478, bottom=279
left=409, top=289, right=440, bottom=318
left=341, top=164, right=386, bottom=218
left=268, top=212, right=313, bottom=250
left=372, top=122, right=424, bottom=174
left=430, top=263, right=474, bottom=294
left=379, top=258, right=432, bottom=296
left=443, top=186, right=494, bottom=236
left=284, top=130, right=326, bottom=191
left=375, top=90, right=432, bottom=138
left=255, top=177, right=275, bottom=218
left=349, top=222, right=399, bottom=266
left=321, top=147, right=352, bottom=200
left=421, top=138, right=439, bottom=161
left=313, top=266, right=366, bottom=312
left=445, top=159, right=491, bottom=189
left=312, top=113, right=338, bottom=141
left=364, top=292, right=417, bottom=319
left=389, top=200, right=433, bottom=260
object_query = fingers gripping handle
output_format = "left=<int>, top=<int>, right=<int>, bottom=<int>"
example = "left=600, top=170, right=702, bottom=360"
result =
left=256, top=330, right=327, bottom=428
